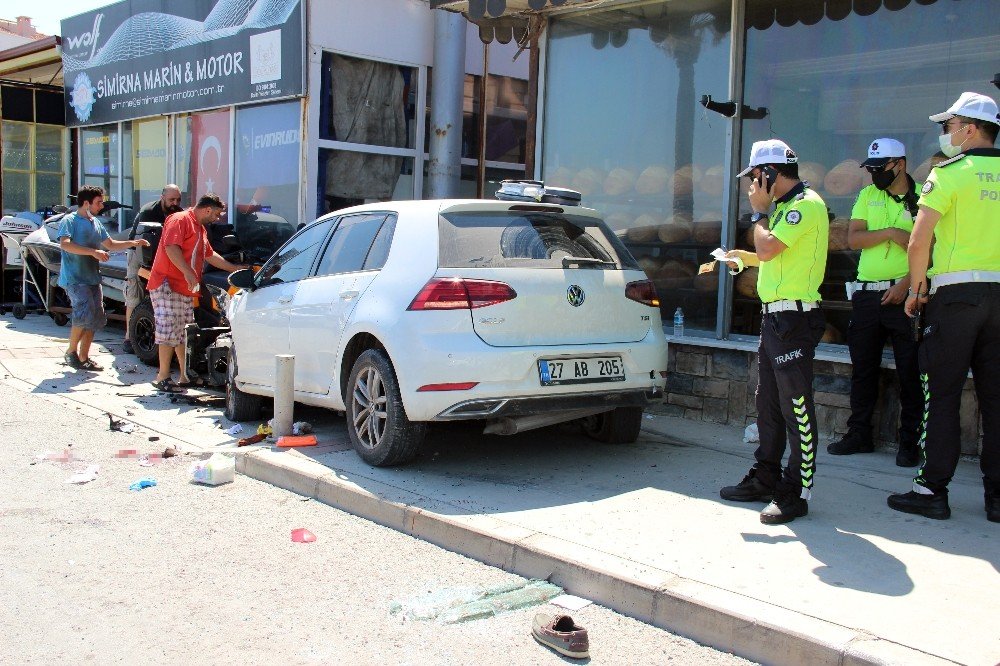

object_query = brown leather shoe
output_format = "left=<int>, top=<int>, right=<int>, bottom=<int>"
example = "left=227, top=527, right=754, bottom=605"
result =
left=532, top=613, right=589, bottom=659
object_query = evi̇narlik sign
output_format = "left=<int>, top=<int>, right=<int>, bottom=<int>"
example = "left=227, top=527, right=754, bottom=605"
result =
left=60, top=0, right=304, bottom=127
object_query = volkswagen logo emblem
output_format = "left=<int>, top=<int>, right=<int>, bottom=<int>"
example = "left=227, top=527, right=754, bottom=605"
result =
left=566, top=284, right=585, bottom=307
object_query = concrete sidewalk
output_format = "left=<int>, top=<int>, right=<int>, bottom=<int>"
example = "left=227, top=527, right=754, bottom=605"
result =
left=1, top=314, right=996, bottom=665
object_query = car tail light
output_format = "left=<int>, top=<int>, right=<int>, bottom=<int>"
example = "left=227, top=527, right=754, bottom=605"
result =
left=625, top=279, right=660, bottom=307
left=408, top=278, right=517, bottom=310
left=417, top=382, right=479, bottom=392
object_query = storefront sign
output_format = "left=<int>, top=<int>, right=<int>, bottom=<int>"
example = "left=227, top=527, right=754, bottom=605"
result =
left=60, top=0, right=304, bottom=127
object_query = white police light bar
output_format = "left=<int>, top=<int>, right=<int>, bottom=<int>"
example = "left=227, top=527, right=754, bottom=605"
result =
left=495, top=180, right=582, bottom=206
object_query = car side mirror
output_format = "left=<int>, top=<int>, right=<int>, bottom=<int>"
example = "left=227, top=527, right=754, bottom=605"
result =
left=229, top=268, right=255, bottom=290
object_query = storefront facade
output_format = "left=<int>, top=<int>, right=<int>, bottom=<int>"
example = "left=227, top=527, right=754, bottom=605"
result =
left=437, top=0, right=998, bottom=453
left=62, top=0, right=531, bottom=237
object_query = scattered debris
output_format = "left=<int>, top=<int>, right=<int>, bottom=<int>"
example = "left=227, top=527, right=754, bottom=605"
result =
left=107, top=413, right=135, bottom=433
left=35, top=449, right=78, bottom=465
left=190, top=453, right=235, bottom=485
left=277, top=435, right=317, bottom=448
left=66, top=464, right=100, bottom=485
left=112, top=361, right=140, bottom=373
left=138, top=454, right=155, bottom=467
left=115, top=449, right=139, bottom=459
left=126, top=410, right=135, bottom=416
left=743, top=422, right=760, bottom=444
left=391, top=579, right=563, bottom=624
left=224, top=424, right=244, bottom=436
left=291, top=528, right=316, bottom=543
left=128, top=477, right=157, bottom=491
left=550, top=594, right=593, bottom=611
left=292, top=421, right=313, bottom=435
left=162, top=447, right=179, bottom=458
left=148, top=436, right=160, bottom=442
left=257, top=423, right=273, bottom=437
left=237, top=433, right=267, bottom=447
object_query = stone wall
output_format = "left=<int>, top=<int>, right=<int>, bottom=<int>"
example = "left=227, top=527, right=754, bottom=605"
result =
left=651, top=342, right=982, bottom=456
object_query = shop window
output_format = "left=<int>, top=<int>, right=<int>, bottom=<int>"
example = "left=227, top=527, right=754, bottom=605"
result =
left=317, top=52, right=419, bottom=215
left=317, top=148, right=413, bottom=214
left=0, top=86, right=33, bottom=122
left=543, top=0, right=732, bottom=334
left=1, top=120, right=67, bottom=215
left=319, top=52, right=416, bottom=149
left=175, top=109, right=231, bottom=209
left=736, top=0, right=999, bottom=344
left=81, top=124, right=119, bottom=227
left=235, top=101, right=302, bottom=238
left=122, top=117, right=168, bottom=232
left=425, top=71, right=529, bottom=164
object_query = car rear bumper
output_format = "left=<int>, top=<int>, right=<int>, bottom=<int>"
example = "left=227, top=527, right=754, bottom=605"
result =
left=433, top=386, right=663, bottom=421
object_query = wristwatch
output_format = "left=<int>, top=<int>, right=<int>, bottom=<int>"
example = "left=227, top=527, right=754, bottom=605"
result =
left=750, top=211, right=768, bottom=224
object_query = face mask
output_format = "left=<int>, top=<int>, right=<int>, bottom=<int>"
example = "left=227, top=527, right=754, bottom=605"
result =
left=938, top=125, right=969, bottom=158
left=870, top=164, right=897, bottom=191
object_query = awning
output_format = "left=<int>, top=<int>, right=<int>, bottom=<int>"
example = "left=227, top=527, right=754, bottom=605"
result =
left=431, top=0, right=603, bottom=19
left=0, top=36, right=63, bottom=85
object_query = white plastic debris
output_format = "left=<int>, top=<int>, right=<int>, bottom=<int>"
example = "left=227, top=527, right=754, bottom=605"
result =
left=743, top=422, right=760, bottom=444
left=225, top=424, right=244, bottom=436
left=550, top=594, right=593, bottom=611
left=190, top=453, right=235, bottom=486
left=66, top=464, right=100, bottom=484
left=292, top=421, right=313, bottom=435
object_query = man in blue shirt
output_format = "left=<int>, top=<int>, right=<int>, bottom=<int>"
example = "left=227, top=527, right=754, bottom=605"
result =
left=58, top=186, right=148, bottom=371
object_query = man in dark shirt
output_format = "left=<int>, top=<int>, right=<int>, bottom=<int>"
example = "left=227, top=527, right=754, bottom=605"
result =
left=123, top=185, right=181, bottom=353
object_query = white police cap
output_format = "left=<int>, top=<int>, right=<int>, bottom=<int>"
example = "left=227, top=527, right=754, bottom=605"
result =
left=736, top=139, right=798, bottom=178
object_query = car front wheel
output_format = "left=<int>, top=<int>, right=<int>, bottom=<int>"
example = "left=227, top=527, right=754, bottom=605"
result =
left=346, top=349, right=425, bottom=467
left=128, top=299, right=158, bottom=367
left=224, top=345, right=262, bottom=422
left=582, top=406, right=644, bottom=444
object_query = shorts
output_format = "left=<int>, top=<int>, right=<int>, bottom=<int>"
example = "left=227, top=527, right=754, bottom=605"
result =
left=64, top=284, right=107, bottom=331
left=149, top=282, right=194, bottom=347
left=124, top=249, right=144, bottom=309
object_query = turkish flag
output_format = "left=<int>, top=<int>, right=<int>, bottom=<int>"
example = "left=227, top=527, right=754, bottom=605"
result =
left=189, top=110, right=231, bottom=203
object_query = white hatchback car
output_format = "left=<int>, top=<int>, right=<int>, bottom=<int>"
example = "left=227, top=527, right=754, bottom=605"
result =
left=224, top=195, right=668, bottom=466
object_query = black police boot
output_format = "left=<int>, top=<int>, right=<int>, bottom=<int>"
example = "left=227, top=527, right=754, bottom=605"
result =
left=720, top=470, right=774, bottom=503
left=760, top=492, right=808, bottom=525
left=827, top=431, right=874, bottom=455
left=895, top=442, right=920, bottom=467
left=887, top=490, right=951, bottom=520
left=986, top=492, right=1000, bottom=524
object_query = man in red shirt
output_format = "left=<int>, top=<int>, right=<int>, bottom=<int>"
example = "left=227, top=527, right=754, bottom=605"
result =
left=147, top=194, right=243, bottom=392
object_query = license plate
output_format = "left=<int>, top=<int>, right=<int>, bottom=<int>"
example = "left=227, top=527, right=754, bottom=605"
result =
left=538, top=356, right=625, bottom=386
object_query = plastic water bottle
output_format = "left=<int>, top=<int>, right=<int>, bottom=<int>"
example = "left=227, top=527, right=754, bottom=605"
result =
left=673, top=307, right=685, bottom=337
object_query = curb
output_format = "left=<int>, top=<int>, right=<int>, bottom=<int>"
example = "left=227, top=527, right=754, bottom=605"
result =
left=236, top=448, right=955, bottom=666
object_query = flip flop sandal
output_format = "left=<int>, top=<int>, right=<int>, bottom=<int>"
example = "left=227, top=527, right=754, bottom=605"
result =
left=152, top=379, right=185, bottom=393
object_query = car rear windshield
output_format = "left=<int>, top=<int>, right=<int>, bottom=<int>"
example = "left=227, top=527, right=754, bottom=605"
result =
left=438, top=210, right=640, bottom=270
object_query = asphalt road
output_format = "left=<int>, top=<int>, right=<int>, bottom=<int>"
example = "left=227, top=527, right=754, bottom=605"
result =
left=0, top=380, right=753, bottom=665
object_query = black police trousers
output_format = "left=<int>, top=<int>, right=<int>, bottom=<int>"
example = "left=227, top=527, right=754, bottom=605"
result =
left=916, top=282, right=1000, bottom=495
left=753, top=309, right=826, bottom=498
left=845, top=290, right=922, bottom=445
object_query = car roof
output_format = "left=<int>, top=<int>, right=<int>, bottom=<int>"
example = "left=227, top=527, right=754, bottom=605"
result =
left=318, top=199, right=603, bottom=223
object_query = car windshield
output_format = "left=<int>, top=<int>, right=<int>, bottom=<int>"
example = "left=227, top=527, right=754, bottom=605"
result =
left=438, top=210, right=640, bottom=270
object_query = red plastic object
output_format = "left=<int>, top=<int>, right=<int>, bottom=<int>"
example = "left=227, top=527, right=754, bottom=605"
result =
left=291, top=528, right=316, bottom=543
left=276, top=435, right=318, bottom=448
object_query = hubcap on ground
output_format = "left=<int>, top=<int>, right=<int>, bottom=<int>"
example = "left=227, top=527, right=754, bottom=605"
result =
left=352, top=365, right=387, bottom=450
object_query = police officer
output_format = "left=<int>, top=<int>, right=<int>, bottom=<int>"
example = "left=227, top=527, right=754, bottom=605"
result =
left=720, top=139, right=829, bottom=525
left=888, top=92, right=1000, bottom=522
left=828, top=138, right=922, bottom=466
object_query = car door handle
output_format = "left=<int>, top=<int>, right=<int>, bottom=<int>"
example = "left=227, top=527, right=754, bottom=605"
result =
left=340, top=290, right=359, bottom=301
left=277, top=296, right=292, bottom=304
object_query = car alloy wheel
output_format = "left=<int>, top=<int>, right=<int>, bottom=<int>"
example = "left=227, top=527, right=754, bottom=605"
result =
left=352, top=365, right=388, bottom=450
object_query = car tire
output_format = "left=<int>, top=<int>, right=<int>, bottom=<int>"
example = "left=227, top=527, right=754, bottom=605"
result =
left=12, top=304, right=26, bottom=319
left=346, top=349, right=425, bottom=467
left=52, top=312, right=69, bottom=326
left=583, top=406, right=644, bottom=444
left=225, top=345, right=262, bottom=422
left=128, top=299, right=159, bottom=367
